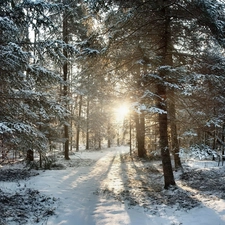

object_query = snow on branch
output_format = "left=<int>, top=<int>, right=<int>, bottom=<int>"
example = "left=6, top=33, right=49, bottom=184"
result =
left=132, top=102, right=167, bottom=115
left=0, top=17, right=18, bottom=43
left=206, top=118, right=223, bottom=128
left=0, top=123, right=14, bottom=134
left=81, top=48, right=100, bottom=56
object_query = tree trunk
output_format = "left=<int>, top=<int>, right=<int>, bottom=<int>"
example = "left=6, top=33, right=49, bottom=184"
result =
left=157, top=84, right=175, bottom=188
left=98, top=134, right=101, bottom=149
left=212, top=107, right=216, bottom=160
left=76, top=95, right=82, bottom=152
left=86, top=93, right=90, bottom=150
left=107, top=120, right=111, bottom=148
left=222, top=124, right=225, bottom=155
left=129, top=113, right=132, bottom=155
left=168, top=90, right=182, bottom=170
left=39, top=152, right=42, bottom=168
left=157, top=1, right=175, bottom=188
left=63, top=4, right=70, bottom=160
left=135, top=112, right=146, bottom=158
left=26, top=149, right=34, bottom=162
left=139, top=112, right=146, bottom=156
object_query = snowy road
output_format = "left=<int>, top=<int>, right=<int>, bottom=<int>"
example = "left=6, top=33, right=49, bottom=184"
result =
left=12, top=146, right=225, bottom=225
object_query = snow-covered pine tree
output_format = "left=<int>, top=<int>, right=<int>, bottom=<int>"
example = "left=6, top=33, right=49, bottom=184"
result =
left=0, top=0, right=75, bottom=162
left=180, top=49, right=225, bottom=150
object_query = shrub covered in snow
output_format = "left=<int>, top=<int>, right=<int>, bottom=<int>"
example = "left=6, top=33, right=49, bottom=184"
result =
left=189, top=144, right=218, bottom=160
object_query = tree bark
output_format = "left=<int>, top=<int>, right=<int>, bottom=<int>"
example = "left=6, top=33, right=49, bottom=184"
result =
left=26, top=149, right=34, bottom=162
left=129, top=113, right=132, bottom=155
left=98, top=134, right=101, bottom=149
left=86, top=93, right=90, bottom=150
left=157, top=0, right=176, bottom=188
left=168, top=90, right=182, bottom=170
left=107, top=120, right=111, bottom=148
left=157, top=84, right=175, bottom=188
left=222, top=124, right=225, bottom=155
left=63, top=4, right=70, bottom=160
left=76, top=95, right=82, bottom=151
left=135, top=112, right=146, bottom=157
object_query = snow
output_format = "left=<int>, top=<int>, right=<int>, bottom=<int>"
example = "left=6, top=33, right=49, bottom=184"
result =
left=1, top=146, right=225, bottom=225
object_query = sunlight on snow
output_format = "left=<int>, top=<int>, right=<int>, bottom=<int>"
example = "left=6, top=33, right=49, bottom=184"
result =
left=101, top=152, right=125, bottom=192
left=62, top=170, right=78, bottom=182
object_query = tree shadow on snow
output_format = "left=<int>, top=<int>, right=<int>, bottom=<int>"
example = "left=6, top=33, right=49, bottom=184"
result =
left=117, top=154, right=202, bottom=212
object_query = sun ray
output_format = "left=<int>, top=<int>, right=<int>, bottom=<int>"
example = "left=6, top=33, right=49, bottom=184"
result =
left=115, top=105, right=129, bottom=121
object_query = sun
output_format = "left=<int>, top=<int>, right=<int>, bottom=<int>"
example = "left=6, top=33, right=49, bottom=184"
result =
left=115, top=105, right=129, bottom=121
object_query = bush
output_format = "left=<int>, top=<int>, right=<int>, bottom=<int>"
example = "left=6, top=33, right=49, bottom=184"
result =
left=189, top=144, right=218, bottom=160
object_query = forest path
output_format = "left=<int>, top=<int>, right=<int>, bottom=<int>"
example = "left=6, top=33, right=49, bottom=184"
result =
left=24, top=146, right=225, bottom=225
left=26, top=146, right=152, bottom=225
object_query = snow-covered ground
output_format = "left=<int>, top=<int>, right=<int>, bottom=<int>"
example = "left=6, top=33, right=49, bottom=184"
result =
left=1, top=146, right=225, bottom=225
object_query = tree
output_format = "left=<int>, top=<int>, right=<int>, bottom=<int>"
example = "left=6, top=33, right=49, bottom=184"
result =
left=63, top=0, right=70, bottom=159
left=168, top=90, right=182, bottom=170
left=178, top=49, right=225, bottom=152
left=0, top=0, right=74, bottom=160
left=76, top=94, right=83, bottom=151
left=134, top=112, right=146, bottom=157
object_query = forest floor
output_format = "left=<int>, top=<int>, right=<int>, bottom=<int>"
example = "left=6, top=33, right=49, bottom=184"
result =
left=0, top=146, right=225, bottom=225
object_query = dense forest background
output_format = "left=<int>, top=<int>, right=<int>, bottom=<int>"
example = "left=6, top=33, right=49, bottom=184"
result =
left=1, top=0, right=225, bottom=188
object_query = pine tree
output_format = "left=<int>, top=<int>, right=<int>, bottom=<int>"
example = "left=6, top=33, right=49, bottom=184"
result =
left=0, top=0, right=74, bottom=159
